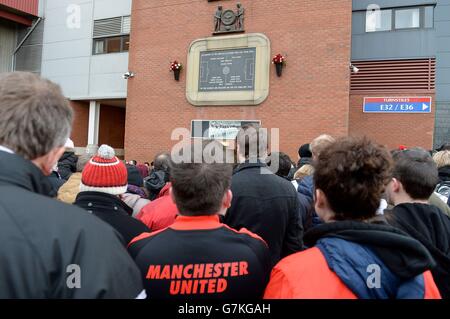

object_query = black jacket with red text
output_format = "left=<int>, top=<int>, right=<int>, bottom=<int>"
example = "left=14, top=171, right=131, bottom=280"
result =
left=128, top=215, right=271, bottom=299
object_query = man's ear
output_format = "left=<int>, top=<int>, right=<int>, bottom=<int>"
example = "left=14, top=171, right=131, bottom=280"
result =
left=223, top=189, right=232, bottom=209
left=218, top=190, right=233, bottom=216
left=169, top=186, right=176, bottom=203
left=32, top=146, right=65, bottom=176
left=315, top=188, right=326, bottom=210
left=391, top=178, right=402, bottom=193
left=314, top=188, right=335, bottom=222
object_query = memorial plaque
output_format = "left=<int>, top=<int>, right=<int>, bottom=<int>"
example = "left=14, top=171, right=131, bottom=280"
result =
left=198, top=48, right=256, bottom=92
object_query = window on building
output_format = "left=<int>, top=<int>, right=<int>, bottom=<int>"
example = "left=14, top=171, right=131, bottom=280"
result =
left=92, top=16, right=131, bottom=55
left=365, top=6, right=434, bottom=33
left=395, top=8, right=420, bottom=29
left=366, top=9, right=392, bottom=32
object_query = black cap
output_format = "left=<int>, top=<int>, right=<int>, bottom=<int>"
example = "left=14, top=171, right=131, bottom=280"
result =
left=298, top=144, right=312, bottom=158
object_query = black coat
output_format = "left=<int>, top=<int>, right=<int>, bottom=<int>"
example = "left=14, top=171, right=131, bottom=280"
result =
left=386, top=203, right=450, bottom=298
left=74, top=191, right=150, bottom=245
left=47, top=171, right=66, bottom=197
left=224, top=162, right=304, bottom=266
left=0, top=151, right=143, bottom=298
left=58, top=151, right=78, bottom=180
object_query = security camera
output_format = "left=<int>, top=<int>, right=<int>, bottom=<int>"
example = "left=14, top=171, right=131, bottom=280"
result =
left=350, top=64, right=359, bottom=73
left=123, top=71, right=135, bottom=79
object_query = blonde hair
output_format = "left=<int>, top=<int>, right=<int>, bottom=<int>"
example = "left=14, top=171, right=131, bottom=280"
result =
left=310, top=134, right=335, bottom=158
left=433, top=150, right=450, bottom=168
left=294, top=164, right=314, bottom=180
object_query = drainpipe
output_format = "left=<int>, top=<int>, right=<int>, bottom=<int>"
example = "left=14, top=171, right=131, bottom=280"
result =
left=11, top=17, right=43, bottom=71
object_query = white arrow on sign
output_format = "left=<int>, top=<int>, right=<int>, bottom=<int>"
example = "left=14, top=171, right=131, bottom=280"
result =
left=422, top=103, right=429, bottom=111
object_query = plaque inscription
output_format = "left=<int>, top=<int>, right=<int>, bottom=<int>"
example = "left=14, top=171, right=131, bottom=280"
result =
left=198, top=48, right=256, bottom=92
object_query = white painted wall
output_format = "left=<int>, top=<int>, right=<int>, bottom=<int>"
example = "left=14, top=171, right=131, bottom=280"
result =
left=40, top=0, right=131, bottom=99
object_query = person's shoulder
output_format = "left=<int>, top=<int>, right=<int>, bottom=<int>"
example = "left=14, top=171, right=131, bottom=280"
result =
left=128, top=227, right=170, bottom=247
left=4, top=186, right=118, bottom=234
left=140, top=195, right=175, bottom=216
left=221, top=224, right=268, bottom=246
left=127, top=227, right=171, bottom=258
left=276, top=247, right=322, bottom=270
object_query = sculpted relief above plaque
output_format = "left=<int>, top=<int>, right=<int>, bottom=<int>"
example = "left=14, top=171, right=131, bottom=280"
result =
left=213, top=3, right=245, bottom=34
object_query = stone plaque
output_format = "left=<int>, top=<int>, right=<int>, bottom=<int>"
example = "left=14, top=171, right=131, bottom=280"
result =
left=186, top=33, right=270, bottom=106
left=198, top=48, right=256, bottom=92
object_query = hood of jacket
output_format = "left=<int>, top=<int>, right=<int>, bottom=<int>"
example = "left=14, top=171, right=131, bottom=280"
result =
left=145, top=170, right=169, bottom=200
left=316, top=236, right=430, bottom=298
left=305, top=220, right=435, bottom=281
left=0, top=151, right=53, bottom=197
left=74, top=191, right=133, bottom=216
left=387, top=203, right=450, bottom=270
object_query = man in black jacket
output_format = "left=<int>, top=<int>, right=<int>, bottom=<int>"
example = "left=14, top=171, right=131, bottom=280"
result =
left=129, top=140, right=271, bottom=299
left=224, top=124, right=303, bottom=266
left=0, top=72, right=144, bottom=298
left=385, top=148, right=450, bottom=298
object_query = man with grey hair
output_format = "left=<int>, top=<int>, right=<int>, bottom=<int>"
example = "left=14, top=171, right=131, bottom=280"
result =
left=0, top=72, right=144, bottom=298
left=297, top=134, right=336, bottom=231
left=224, top=124, right=303, bottom=266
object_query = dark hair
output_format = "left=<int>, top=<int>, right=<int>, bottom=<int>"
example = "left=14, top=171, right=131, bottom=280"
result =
left=267, top=152, right=293, bottom=178
left=392, top=148, right=439, bottom=200
left=314, top=136, right=393, bottom=220
left=170, top=140, right=233, bottom=216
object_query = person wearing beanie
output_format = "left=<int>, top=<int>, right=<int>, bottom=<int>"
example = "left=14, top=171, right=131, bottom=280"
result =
left=74, top=145, right=150, bottom=245
left=296, top=143, right=312, bottom=168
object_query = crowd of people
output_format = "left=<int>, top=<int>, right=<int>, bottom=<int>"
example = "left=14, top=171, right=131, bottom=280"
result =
left=0, top=72, right=449, bottom=299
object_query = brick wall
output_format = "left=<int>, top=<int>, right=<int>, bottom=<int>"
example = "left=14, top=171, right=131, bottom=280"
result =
left=349, top=92, right=435, bottom=150
left=70, top=100, right=89, bottom=147
left=125, top=0, right=352, bottom=162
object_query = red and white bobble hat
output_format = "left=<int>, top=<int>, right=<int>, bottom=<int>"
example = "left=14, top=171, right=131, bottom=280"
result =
left=80, top=145, right=128, bottom=195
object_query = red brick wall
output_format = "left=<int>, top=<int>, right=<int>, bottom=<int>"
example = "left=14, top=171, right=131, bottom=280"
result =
left=70, top=100, right=89, bottom=147
left=125, top=0, right=352, bottom=162
left=99, top=105, right=126, bottom=149
left=349, top=92, right=435, bottom=150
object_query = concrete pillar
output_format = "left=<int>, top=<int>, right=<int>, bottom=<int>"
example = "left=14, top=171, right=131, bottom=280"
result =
left=86, top=100, right=100, bottom=155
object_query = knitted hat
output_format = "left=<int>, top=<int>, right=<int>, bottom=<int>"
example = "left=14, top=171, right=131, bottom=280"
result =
left=126, top=164, right=144, bottom=187
left=80, top=145, right=128, bottom=195
left=298, top=144, right=312, bottom=158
